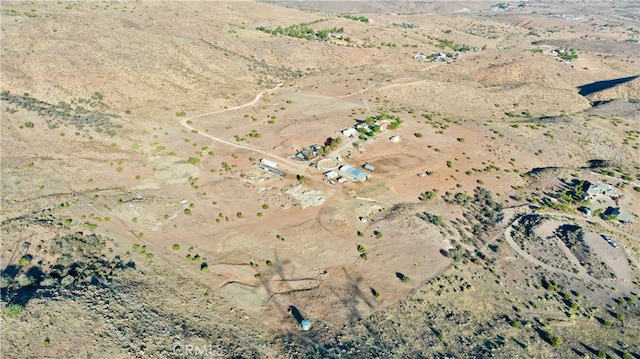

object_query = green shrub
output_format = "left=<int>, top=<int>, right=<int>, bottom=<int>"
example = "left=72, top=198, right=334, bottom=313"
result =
left=419, top=190, right=438, bottom=201
left=172, top=244, right=180, bottom=250
left=176, top=111, right=186, bottom=117
left=3, top=304, right=24, bottom=318
left=544, top=331, right=562, bottom=348
left=18, top=256, right=32, bottom=267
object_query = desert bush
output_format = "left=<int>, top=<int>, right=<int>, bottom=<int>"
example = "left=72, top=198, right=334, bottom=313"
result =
left=419, top=189, right=438, bottom=201
left=417, top=212, right=444, bottom=226
left=17, top=255, right=32, bottom=267
left=543, top=331, right=562, bottom=348
left=3, top=304, right=24, bottom=318
left=172, top=244, right=180, bottom=250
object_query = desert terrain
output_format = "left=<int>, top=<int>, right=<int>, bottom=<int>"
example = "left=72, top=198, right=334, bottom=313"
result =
left=1, top=1, right=639, bottom=358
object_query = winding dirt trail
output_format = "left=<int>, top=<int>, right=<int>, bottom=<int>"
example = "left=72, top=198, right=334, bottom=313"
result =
left=179, top=83, right=308, bottom=173
left=503, top=213, right=632, bottom=291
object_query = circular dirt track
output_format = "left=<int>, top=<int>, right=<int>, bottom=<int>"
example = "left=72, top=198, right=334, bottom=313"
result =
left=366, top=153, right=424, bottom=173
left=317, top=158, right=339, bottom=170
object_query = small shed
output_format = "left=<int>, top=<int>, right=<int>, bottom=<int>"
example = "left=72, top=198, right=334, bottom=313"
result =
left=390, top=135, right=400, bottom=142
left=324, top=170, right=338, bottom=179
left=363, top=164, right=375, bottom=171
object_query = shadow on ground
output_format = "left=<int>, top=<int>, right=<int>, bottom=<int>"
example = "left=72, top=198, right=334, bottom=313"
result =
left=578, top=75, right=638, bottom=96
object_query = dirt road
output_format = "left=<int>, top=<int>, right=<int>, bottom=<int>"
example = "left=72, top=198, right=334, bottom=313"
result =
left=179, top=84, right=310, bottom=174
left=503, top=213, right=632, bottom=291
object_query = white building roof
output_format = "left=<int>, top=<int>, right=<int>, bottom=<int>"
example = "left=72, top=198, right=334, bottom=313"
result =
left=324, top=170, right=338, bottom=179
